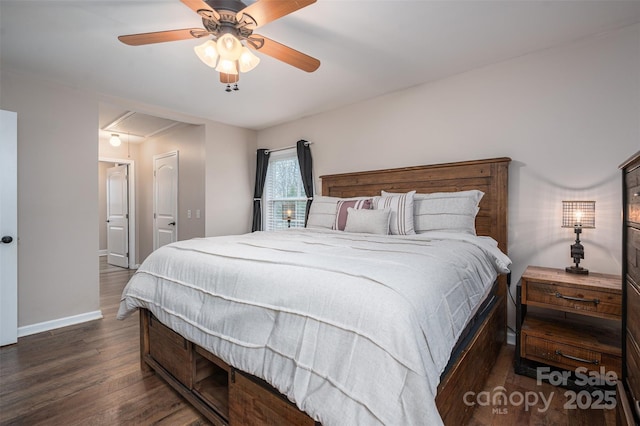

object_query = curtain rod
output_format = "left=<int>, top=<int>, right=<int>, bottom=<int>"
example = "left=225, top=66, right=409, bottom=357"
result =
left=262, top=141, right=312, bottom=154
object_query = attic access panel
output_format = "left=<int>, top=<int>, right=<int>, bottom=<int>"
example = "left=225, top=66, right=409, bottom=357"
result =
left=103, top=111, right=181, bottom=138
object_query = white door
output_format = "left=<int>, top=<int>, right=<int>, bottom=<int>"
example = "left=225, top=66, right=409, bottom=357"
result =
left=106, top=164, right=129, bottom=268
left=153, top=151, right=178, bottom=250
left=0, top=110, right=18, bottom=346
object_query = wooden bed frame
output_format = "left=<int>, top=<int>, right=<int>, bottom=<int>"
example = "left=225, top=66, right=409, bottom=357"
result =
left=138, top=157, right=511, bottom=425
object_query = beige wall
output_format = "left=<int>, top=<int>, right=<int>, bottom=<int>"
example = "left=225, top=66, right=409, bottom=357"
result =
left=205, top=122, right=257, bottom=236
left=257, top=24, right=640, bottom=329
left=137, top=123, right=207, bottom=261
left=0, top=71, right=101, bottom=327
left=0, top=74, right=256, bottom=331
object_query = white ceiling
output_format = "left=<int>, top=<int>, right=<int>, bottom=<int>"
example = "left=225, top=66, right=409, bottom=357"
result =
left=1, top=1, right=639, bottom=131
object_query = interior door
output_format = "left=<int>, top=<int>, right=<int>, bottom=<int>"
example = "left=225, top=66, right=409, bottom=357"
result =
left=1, top=109, right=18, bottom=346
left=106, top=164, right=129, bottom=268
left=153, top=151, right=178, bottom=250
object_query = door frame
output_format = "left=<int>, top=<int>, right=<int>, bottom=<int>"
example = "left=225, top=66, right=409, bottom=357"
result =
left=99, top=156, right=137, bottom=269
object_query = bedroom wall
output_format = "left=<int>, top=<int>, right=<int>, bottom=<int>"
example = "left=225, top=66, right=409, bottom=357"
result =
left=137, top=123, right=207, bottom=261
left=204, top=122, right=257, bottom=237
left=257, top=24, right=640, bottom=330
left=0, top=70, right=101, bottom=330
left=0, top=71, right=256, bottom=333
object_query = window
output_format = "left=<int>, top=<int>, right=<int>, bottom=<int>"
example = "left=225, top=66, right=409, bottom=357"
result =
left=263, top=149, right=308, bottom=231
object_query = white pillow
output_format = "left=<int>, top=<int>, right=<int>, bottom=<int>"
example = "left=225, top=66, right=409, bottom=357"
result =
left=306, top=196, right=372, bottom=230
left=306, top=196, right=341, bottom=229
left=411, top=190, right=484, bottom=235
left=344, top=207, right=391, bottom=235
left=373, top=190, right=416, bottom=235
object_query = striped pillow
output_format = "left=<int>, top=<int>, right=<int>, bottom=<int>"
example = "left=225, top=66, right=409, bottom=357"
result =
left=411, top=190, right=484, bottom=235
left=373, top=191, right=416, bottom=235
left=334, top=199, right=372, bottom=231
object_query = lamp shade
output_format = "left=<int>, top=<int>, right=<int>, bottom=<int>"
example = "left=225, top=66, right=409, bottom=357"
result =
left=215, top=59, right=238, bottom=75
left=194, top=40, right=219, bottom=68
left=238, top=47, right=260, bottom=73
left=216, top=33, right=243, bottom=61
left=562, top=201, right=595, bottom=228
left=281, top=202, right=295, bottom=220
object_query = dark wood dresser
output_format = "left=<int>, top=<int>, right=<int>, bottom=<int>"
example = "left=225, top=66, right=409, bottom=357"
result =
left=619, top=150, right=640, bottom=425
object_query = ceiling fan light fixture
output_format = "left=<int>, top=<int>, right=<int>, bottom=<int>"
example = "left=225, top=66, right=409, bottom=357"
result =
left=216, top=59, right=239, bottom=75
left=194, top=39, right=219, bottom=68
left=216, top=33, right=243, bottom=61
left=109, top=134, right=122, bottom=147
left=238, top=47, right=260, bottom=73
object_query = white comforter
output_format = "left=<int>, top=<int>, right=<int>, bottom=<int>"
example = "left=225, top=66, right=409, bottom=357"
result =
left=117, top=229, right=511, bottom=426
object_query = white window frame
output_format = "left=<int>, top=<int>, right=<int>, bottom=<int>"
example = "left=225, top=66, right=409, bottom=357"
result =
left=262, top=149, right=307, bottom=231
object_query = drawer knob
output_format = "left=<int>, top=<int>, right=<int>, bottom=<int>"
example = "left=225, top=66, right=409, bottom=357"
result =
left=554, top=349, right=599, bottom=365
left=555, top=292, right=600, bottom=305
left=634, top=192, right=640, bottom=197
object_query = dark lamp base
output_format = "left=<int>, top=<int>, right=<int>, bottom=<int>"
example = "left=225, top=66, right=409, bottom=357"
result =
left=566, top=266, right=589, bottom=275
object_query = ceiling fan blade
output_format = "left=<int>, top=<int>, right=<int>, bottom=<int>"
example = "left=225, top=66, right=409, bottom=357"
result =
left=248, top=34, right=319, bottom=72
left=181, top=0, right=219, bottom=21
left=118, top=28, right=208, bottom=46
left=238, top=0, right=316, bottom=29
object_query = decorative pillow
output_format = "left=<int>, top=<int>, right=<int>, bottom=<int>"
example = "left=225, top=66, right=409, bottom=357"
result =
left=410, top=190, right=484, bottom=235
left=334, top=199, right=372, bottom=231
left=306, top=196, right=342, bottom=229
left=373, top=190, right=416, bottom=235
left=344, top=207, right=391, bottom=235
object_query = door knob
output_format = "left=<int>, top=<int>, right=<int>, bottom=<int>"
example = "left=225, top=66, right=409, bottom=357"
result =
left=1, top=236, right=13, bottom=244
left=168, top=222, right=176, bottom=226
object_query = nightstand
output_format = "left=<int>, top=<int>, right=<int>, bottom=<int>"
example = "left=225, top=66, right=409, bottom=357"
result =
left=515, top=266, right=622, bottom=384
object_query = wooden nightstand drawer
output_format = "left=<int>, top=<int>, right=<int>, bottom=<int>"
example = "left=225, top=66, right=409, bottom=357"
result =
left=523, top=280, right=621, bottom=319
left=521, top=314, right=621, bottom=377
left=522, top=334, right=603, bottom=371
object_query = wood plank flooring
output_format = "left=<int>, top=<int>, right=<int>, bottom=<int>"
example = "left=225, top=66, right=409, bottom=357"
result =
left=0, top=259, right=616, bottom=425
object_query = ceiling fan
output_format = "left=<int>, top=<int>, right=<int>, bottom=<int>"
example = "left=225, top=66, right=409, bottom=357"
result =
left=118, top=0, right=320, bottom=91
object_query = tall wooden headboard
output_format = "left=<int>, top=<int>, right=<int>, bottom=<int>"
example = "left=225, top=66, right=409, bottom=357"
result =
left=320, top=157, right=511, bottom=254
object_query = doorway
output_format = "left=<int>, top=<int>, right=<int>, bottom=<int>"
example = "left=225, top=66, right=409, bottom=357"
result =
left=99, top=157, right=136, bottom=269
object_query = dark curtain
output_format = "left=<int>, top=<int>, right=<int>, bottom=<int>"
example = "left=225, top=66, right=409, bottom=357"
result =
left=252, top=149, right=270, bottom=232
left=296, top=140, right=314, bottom=225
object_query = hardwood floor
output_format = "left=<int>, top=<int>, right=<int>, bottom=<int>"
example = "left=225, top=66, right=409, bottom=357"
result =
left=0, top=259, right=616, bottom=425
left=0, top=259, right=209, bottom=425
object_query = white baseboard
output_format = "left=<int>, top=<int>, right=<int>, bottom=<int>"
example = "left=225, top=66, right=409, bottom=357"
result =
left=98, top=249, right=107, bottom=256
left=506, top=328, right=516, bottom=346
left=18, top=310, right=103, bottom=338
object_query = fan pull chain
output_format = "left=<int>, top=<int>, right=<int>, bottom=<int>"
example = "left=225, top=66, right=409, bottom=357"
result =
left=224, top=83, right=239, bottom=92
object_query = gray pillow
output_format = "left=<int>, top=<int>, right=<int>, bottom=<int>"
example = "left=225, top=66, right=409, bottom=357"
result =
left=344, top=207, right=391, bottom=235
